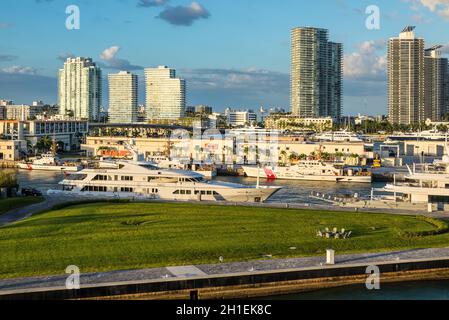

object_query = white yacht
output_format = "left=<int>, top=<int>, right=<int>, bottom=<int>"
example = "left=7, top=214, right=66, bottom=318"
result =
left=242, top=160, right=372, bottom=183
left=382, top=163, right=449, bottom=203
left=387, top=130, right=449, bottom=142
left=48, top=160, right=281, bottom=203
left=315, top=130, right=363, bottom=142
left=17, top=153, right=81, bottom=172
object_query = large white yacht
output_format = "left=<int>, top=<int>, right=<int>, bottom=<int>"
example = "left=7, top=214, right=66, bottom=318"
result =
left=242, top=160, right=372, bottom=183
left=48, top=160, right=281, bottom=203
left=315, top=130, right=363, bottom=142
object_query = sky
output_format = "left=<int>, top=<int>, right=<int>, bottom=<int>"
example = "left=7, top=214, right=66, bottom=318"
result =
left=1, top=0, right=449, bottom=115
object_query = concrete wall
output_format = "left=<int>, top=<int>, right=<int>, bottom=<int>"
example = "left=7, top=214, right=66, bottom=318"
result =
left=3, top=258, right=449, bottom=300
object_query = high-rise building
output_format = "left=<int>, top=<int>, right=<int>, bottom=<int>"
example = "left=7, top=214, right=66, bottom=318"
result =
left=290, top=27, right=342, bottom=119
left=145, top=66, right=186, bottom=120
left=327, top=42, right=343, bottom=120
left=388, top=27, right=425, bottom=125
left=58, top=57, right=102, bottom=121
left=424, top=45, right=449, bottom=121
left=108, top=71, right=138, bottom=124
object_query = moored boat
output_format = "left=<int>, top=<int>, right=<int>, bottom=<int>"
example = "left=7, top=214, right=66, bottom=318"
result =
left=243, top=160, right=372, bottom=183
left=48, top=160, right=281, bottom=203
left=18, top=153, right=81, bottom=172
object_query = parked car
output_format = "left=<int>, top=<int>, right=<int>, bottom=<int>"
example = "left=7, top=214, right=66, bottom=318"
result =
left=21, top=188, right=42, bottom=197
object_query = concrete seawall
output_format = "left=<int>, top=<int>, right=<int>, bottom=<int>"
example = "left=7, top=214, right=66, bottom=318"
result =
left=3, top=257, right=449, bottom=300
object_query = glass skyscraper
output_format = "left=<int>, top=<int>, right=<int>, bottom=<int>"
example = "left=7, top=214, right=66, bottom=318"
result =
left=290, top=27, right=342, bottom=119
left=108, top=71, right=138, bottom=124
left=145, top=66, right=186, bottom=120
left=58, top=57, right=102, bottom=121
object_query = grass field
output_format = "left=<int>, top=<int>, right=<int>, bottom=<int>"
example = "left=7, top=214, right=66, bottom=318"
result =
left=1, top=202, right=449, bottom=279
left=0, top=197, right=44, bottom=216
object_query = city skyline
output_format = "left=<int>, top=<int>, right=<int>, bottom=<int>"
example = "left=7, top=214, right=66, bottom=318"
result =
left=1, top=0, right=449, bottom=115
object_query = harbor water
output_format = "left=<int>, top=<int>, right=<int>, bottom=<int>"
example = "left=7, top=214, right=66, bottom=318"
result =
left=266, top=280, right=449, bottom=300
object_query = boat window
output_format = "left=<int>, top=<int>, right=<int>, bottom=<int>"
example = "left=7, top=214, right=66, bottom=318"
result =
left=139, top=164, right=159, bottom=170
left=156, top=177, right=178, bottom=183
left=64, top=174, right=87, bottom=181
left=82, top=186, right=107, bottom=192
left=93, top=174, right=108, bottom=181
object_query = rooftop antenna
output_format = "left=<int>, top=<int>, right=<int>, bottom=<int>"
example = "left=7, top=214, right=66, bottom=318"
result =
left=401, top=26, right=416, bottom=33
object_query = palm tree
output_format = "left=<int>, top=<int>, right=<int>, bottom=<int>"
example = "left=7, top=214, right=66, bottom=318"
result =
left=280, top=150, right=288, bottom=165
left=25, top=139, right=33, bottom=156
left=36, top=136, right=53, bottom=153
left=289, top=152, right=299, bottom=163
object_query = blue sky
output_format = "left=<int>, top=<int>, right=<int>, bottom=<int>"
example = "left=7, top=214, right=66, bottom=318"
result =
left=1, top=0, right=449, bottom=115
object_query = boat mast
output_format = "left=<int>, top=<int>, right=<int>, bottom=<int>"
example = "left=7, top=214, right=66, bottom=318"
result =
left=256, top=164, right=260, bottom=189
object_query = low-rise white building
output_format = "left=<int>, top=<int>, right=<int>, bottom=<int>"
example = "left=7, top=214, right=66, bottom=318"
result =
left=225, top=109, right=257, bottom=127
left=265, top=115, right=334, bottom=132
left=0, top=119, right=88, bottom=151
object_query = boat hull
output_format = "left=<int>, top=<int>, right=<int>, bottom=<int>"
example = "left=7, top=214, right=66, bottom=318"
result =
left=18, top=163, right=81, bottom=172
left=48, top=186, right=281, bottom=203
left=242, top=166, right=372, bottom=183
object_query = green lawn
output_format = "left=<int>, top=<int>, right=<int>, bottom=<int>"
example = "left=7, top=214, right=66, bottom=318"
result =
left=1, top=202, right=449, bottom=279
left=0, top=197, right=45, bottom=216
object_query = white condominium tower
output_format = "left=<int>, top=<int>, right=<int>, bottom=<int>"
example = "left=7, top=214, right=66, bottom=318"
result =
left=108, top=71, right=138, bottom=124
left=290, top=27, right=342, bottom=119
left=388, top=26, right=425, bottom=125
left=58, top=57, right=102, bottom=121
left=424, top=45, right=449, bottom=121
left=145, top=66, right=186, bottom=120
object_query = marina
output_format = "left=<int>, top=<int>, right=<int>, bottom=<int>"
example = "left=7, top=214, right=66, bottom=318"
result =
left=12, top=169, right=384, bottom=205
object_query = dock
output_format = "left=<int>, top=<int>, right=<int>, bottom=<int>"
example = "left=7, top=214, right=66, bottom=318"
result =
left=0, top=161, right=18, bottom=169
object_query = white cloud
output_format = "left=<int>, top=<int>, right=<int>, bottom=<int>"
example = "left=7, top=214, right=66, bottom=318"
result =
left=405, top=0, right=449, bottom=19
left=99, top=46, right=143, bottom=70
left=344, top=40, right=387, bottom=81
left=0, top=66, right=38, bottom=75
left=100, top=46, right=120, bottom=61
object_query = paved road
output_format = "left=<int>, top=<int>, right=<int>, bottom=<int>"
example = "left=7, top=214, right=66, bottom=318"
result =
left=0, top=196, right=66, bottom=227
left=1, top=247, right=449, bottom=293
